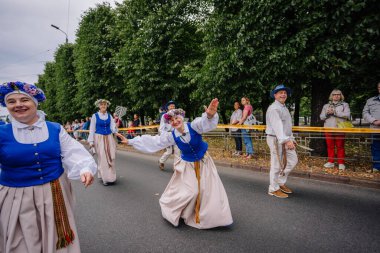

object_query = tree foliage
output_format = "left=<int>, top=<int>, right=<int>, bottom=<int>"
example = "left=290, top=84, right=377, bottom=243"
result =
left=37, top=0, right=379, bottom=128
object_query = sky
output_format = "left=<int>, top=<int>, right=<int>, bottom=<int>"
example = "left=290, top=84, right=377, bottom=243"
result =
left=0, top=0, right=122, bottom=84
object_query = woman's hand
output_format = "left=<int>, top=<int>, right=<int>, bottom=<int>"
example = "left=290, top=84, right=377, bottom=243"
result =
left=205, top=98, right=219, bottom=119
left=116, top=133, right=128, bottom=144
left=80, top=172, right=94, bottom=188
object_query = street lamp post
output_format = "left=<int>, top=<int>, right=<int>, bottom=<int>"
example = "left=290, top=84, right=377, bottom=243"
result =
left=50, top=24, right=68, bottom=43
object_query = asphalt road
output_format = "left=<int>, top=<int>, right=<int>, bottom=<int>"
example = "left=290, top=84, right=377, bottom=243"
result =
left=72, top=151, right=380, bottom=253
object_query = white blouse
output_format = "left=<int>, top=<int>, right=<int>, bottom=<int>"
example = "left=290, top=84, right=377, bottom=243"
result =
left=4, top=111, right=97, bottom=180
left=129, top=112, right=219, bottom=153
left=88, top=111, right=117, bottom=144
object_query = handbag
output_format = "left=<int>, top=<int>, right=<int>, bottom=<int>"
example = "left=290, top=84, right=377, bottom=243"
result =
left=244, top=114, right=256, bottom=125
left=337, top=120, right=354, bottom=128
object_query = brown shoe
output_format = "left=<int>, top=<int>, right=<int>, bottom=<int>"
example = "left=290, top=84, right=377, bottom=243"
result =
left=159, top=163, right=165, bottom=170
left=268, top=189, right=288, bottom=198
left=280, top=185, right=293, bottom=194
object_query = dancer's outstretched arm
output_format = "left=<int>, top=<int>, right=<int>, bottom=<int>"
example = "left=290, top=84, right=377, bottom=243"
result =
left=116, top=131, right=175, bottom=153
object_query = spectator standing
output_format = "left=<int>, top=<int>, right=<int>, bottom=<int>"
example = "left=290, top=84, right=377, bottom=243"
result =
left=363, top=82, right=380, bottom=173
left=81, top=116, right=91, bottom=140
left=320, top=89, right=351, bottom=170
left=132, top=113, right=141, bottom=135
left=237, top=96, right=254, bottom=159
left=72, top=119, right=80, bottom=140
left=230, top=101, right=243, bottom=156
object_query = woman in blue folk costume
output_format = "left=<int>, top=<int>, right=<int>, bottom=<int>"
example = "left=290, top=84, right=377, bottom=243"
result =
left=0, top=81, right=97, bottom=253
left=117, top=98, right=233, bottom=229
left=88, top=99, right=117, bottom=186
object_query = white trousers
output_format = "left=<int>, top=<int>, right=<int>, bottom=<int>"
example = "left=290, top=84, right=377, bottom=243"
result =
left=159, top=145, right=180, bottom=164
left=266, top=136, right=298, bottom=192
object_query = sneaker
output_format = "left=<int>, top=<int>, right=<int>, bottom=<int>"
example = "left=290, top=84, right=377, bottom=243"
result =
left=245, top=154, right=252, bottom=159
left=373, top=168, right=380, bottom=173
left=159, top=163, right=165, bottom=171
left=338, top=164, right=346, bottom=170
left=268, top=189, right=288, bottom=198
left=280, top=185, right=293, bottom=194
left=324, top=162, right=335, bottom=168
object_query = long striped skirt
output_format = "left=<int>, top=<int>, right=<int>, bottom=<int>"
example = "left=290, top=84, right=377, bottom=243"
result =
left=0, top=174, right=80, bottom=253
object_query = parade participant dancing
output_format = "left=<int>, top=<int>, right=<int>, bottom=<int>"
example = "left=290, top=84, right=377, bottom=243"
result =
left=158, top=100, right=180, bottom=170
left=88, top=99, right=117, bottom=186
left=0, top=81, right=96, bottom=253
left=266, top=84, right=298, bottom=198
left=117, top=98, right=233, bottom=229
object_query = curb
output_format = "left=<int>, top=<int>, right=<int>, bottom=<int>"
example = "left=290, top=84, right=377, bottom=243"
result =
left=212, top=160, right=380, bottom=190
left=113, top=145, right=380, bottom=190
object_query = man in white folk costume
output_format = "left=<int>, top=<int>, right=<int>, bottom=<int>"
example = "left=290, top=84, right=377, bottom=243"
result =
left=266, top=84, right=298, bottom=198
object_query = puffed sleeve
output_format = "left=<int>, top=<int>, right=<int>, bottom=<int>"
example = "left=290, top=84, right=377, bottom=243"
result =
left=190, top=112, right=219, bottom=134
left=128, top=131, right=175, bottom=153
left=110, top=114, right=117, bottom=133
left=87, top=114, right=96, bottom=144
left=320, top=104, right=328, bottom=121
left=59, top=126, right=97, bottom=180
left=335, top=102, right=351, bottom=119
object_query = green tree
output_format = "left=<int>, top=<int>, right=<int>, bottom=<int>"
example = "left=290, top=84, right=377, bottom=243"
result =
left=115, top=0, right=204, bottom=120
left=74, top=3, right=123, bottom=117
left=38, top=62, right=60, bottom=121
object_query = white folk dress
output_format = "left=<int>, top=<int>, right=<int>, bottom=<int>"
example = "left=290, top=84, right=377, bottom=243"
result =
left=0, top=111, right=97, bottom=253
left=129, top=113, right=233, bottom=229
left=88, top=112, right=117, bottom=184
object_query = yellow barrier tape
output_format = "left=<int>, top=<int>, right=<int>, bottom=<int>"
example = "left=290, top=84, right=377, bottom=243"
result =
left=72, top=124, right=380, bottom=134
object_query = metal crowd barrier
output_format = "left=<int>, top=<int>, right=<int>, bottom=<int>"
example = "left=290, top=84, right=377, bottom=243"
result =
left=72, top=124, right=379, bottom=170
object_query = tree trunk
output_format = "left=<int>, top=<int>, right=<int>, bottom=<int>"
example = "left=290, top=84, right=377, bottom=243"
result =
left=220, top=108, right=229, bottom=132
left=294, top=93, right=301, bottom=126
left=309, top=78, right=330, bottom=156
left=261, top=92, right=271, bottom=125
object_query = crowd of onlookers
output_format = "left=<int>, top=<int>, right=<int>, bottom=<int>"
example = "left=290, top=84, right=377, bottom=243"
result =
left=63, top=112, right=146, bottom=141
left=229, top=83, right=380, bottom=173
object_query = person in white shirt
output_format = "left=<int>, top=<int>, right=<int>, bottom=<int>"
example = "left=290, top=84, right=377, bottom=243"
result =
left=266, top=84, right=298, bottom=199
left=230, top=101, right=243, bottom=155
left=158, top=100, right=180, bottom=170
left=117, top=98, right=233, bottom=229
left=88, top=99, right=117, bottom=186
left=0, top=81, right=96, bottom=252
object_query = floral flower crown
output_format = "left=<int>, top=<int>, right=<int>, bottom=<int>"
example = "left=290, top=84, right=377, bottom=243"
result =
left=163, top=109, right=185, bottom=123
left=94, top=99, right=111, bottom=107
left=0, top=81, right=46, bottom=106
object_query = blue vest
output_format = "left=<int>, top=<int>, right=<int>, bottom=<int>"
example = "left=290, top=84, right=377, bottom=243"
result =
left=95, top=112, right=112, bottom=135
left=0, top=122, right=64, bottom=187
left=172, top=123, right=208, bottom=162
